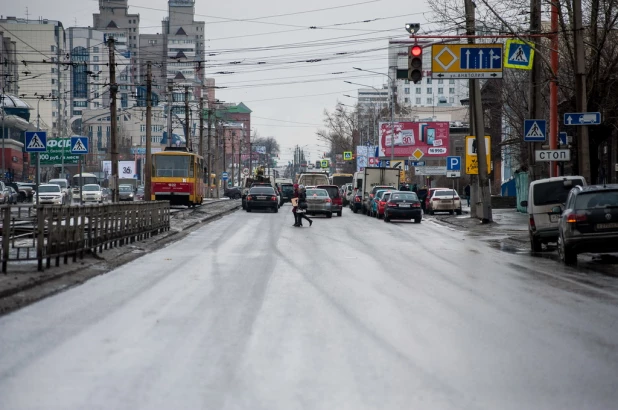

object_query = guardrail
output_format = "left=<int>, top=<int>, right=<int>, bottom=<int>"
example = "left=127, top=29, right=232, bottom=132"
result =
left=1, top=202, right=170, bottom=273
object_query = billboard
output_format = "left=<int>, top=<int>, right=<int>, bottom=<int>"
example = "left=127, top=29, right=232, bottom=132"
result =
left=101, top=160, right=137, bottom=178
left=378, top=122, right=450, bottom=158
left=356, top=146, right=376, bottom=171
left=40, top=138, right=80, bottom=165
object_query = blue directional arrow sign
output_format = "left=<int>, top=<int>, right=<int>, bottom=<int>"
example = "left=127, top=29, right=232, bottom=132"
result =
left=524, top=119, right=547, bottom=142
left=559, top=132, right=568, bottom=145
left=446, top=156, right=462, bottom=171
left=460, top=47, right=502, bottom=70
left=564, top=112, right=601, bottom=126
left=25, top=131, right=47, bottom=152
left=70, top=136, right=89, bottom=154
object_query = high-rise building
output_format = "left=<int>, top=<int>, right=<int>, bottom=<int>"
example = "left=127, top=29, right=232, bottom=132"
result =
left=0, top=17, right=69, bottom=138
left=0, top=31, right=18, bottom=95
left=92, top=0, right=140, bottom=85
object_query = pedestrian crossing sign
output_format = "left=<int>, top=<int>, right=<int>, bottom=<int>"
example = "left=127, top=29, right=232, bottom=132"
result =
left=504, top=39, right=534, bottom=70
left=524, top=119, right=546, bottom=142
left=25, top=131, right=48, bottom=152
left=70, top=136, right=89, bottom=154
left=343, top=151, right=353, bottom=161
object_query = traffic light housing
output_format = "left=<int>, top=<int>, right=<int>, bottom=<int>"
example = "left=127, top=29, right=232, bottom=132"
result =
left=408, top=45, right=423, bottom=84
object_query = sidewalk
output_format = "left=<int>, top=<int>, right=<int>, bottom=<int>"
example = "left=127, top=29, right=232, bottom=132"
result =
left=433, top=208, right=529, bottom=243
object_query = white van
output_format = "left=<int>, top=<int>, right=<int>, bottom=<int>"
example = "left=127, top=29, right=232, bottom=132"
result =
left=521, top=175, right=587, bottom=252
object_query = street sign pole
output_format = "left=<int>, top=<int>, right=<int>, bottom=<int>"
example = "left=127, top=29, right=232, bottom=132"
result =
left=79, top=155, right=83, bottom=206
left=36, top=153, right=40, bottom=206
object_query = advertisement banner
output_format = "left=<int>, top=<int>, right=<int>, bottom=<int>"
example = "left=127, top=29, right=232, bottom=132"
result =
left=356, top=146, right=376, bottom=172
left=101, top=160, right=137, bottom=178
left=378, top=122, right=450, bottom=158
left=40, top=138, right=80, bottom=165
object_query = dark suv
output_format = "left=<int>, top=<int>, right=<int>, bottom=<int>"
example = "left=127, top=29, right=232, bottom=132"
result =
left=557, top=184, right=618, bottom=265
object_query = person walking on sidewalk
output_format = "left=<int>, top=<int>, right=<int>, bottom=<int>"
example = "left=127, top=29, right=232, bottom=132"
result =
left=464, top=184, right=471, bottom=207
left=296, top=185, right=313, bottom=227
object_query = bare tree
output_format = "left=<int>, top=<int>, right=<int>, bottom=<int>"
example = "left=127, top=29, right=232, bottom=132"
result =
left=316, top=103, right=358, bottom=153
left=252, top=136, right=280, bottom=157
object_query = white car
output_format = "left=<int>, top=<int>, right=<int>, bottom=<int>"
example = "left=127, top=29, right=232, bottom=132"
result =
left=36, top=184, right=65, bottom=205
left=49, top=178, right=70, bottom=203
left=81, top=184, right=104, bottom=203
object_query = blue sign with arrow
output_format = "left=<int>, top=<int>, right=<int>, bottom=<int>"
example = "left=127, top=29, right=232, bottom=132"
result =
left=564, top=112, right=601, bottom=126
left=559, top=132, right=568, bottom=145
left=459, top=47, right=502, bottom=70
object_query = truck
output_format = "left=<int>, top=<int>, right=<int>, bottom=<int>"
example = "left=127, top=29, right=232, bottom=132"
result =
left=241, top=167, right=277, bottom=209
left=297, top=172, right=329, bottom=187
left=353, top=167, right=401, bottom=214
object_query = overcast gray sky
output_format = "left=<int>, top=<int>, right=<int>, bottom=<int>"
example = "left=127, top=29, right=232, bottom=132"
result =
left=4, top=0, right=432, bottom=163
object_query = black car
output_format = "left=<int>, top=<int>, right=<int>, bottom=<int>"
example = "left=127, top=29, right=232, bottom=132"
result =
left=224, top=185, right=242, bottom=199
left=280, top=183, right=294, bottom=205
left=350, top=190, right=363, bottom=213
left=246, top=187, right=279, bottom=213
left=557, top=184, right=618, bottom=265
left=383, top=191, right=422, bottom=223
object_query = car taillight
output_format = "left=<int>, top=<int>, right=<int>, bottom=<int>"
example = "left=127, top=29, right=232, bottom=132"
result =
left=529, top=215, right=536, bottom=231
left=433, top=197, right=441, bottom=201
left=271, top=196, right=277, bottom=201
left=325, top=198, right=331, bottom=203
left=247, top=195, right=252, bottom=201
left=387, top=202, right=398, bottom=207
left=453, top=197, right=460, bottom=200
left=566, top=213, right=586, bottom=223
left=412, top=203, right=421, bottom=208
left=355, top=196, right=361, bottom=202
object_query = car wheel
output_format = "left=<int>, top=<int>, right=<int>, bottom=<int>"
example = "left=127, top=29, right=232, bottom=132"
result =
left=246, top=207, right=252, bottom=212
left=337, top=211, right=342, bottom=217
left=558, top=234, right=577, bottom=265
left=530, top=234, right=542, bottom=253
left=352, top=207, right=357, bottom=214
left=235, top=193, right=241, bottom=199
left=456, top=209, right=462, bottom=215
left=384, top=215, right=390, bottom=222
left=274, top=207, right=279, bottom=213
left=326, top=212, right=332, bottom=218
left=414, top=217, right=422, bottom=223
left=429, top=210, right=435, bottom=215
left=450, top=210, right=454, bottom=215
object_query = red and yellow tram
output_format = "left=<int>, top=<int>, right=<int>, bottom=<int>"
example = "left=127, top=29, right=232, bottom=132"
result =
left=151, top=148, right=206, bottom=206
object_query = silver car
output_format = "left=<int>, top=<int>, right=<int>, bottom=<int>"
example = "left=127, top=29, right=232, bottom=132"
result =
left=118, top=185, right=135, bottom=201
left=305, top=188, right=332, bottom=218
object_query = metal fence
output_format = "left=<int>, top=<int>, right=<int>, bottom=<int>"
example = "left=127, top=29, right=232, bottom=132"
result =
left=1, top=202, right=170, bottom=273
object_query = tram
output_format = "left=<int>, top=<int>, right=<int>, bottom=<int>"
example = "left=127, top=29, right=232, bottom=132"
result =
left=151, top=148, right=206, bottom=206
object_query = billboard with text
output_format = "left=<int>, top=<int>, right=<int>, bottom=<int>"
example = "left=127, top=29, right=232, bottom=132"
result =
left=378, top=122, right=450, bottom=158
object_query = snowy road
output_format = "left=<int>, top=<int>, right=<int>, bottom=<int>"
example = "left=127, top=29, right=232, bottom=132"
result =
left=1, top=205, right=618, bottom=409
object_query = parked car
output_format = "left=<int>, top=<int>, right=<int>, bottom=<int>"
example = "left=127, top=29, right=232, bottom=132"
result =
left=0, top=181, right=7, bottom=204
left=521, top=175, right=587, bottom=252
left=36, top=184, right=65, bottom=205
left=372, top=190, right=394, bottom=219
left=426, top=189, right=462, bottom=215
left=4, top=186, right=18, bottom=204
left=423, top=188, right=444, bottom=214
left=369, top=189, right=390, bottom=218
left=364, top=185, right=399, bottom=215
left=557, top=184, right=618, bottom=265
left=81, top=184, right=104, bottom=203
left=350, top=190, right=363, bottom=213
left=305, top=188, right=332, bottom=218
left=246, top=186, right=278, bottom=213
left=118, top=184, right=135, bottom=201
left=317, top=185, right=343, bottom=217
left=8, top=182, right=33, bottom=202
left=224, top=185, right=242, bottom=199
left=384, top=191, right=423, bottom=223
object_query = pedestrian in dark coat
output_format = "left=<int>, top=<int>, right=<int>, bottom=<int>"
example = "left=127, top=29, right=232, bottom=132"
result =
left=292, top=184, right=300, bottom=226
left=296, top=185, right=313, bottom=227
left=464, top=184, right=471, bottom=207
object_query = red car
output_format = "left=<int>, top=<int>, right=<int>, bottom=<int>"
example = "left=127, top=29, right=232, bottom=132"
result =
left=316, top=185, right=343, bottom=216
left=375, top=191, right=393, bottom=219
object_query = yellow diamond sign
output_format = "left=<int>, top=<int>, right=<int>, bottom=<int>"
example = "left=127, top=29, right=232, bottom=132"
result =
left=412, top=149, right=424, bottom=160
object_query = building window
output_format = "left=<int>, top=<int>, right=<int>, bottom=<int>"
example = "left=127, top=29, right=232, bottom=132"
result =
left=449, top=97, right=455, bottom=103
left=51, top=68, right=55, bottom=73
left=73, top=101, right=88, bottom=107
left=93, top=47, right=99, bottom=53
left=427, top=98, right=433, bottom=104
left=140, top=125, right=146, bottom=132
left=449, top=79, right=455, bottom=84
left=438, top=79, right=443, bottom=84
left=427, top=87, right=432, bottom=94
left=415, top=87, right=421, bottom=94
left=455, top=146, right=464, bottom=157
left=427, top=78, right=432, bottom=84
left=438, top=88, right=443, bottom=94
left=51, top=45, right=56, bottom=52
left=404, top=88, right=410, bottom=94
left=121, top=93, right=128, bottom=108
left=73, top=110, right=82, bottom=116
left=51, top=79, right=55, bottom=85
left=404, top=98, right=409, bottom=103
left=94, top=65, right=99, bottom=71
left=71, top=46, right=89, bottom=99
left=415, top=97, right=421, bottom=104
left=94, top=92, right=99, bottom=99
left=449, top=88, right=455, bottom=94
left=93, top=56, right=99, bottom=62
left=404, top=79, right=409, bottom=84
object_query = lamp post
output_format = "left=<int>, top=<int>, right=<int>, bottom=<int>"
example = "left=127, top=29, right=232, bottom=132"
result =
left=351, top=67, right=396, bottom=162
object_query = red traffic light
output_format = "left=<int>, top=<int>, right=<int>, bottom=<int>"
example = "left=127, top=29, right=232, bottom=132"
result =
left=411, top=45, right=422, bottom=56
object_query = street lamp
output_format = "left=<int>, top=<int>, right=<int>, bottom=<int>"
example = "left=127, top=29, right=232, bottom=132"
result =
left=351, top=67, right=396, bottom=162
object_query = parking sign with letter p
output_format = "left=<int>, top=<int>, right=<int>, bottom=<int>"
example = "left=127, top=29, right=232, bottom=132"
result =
left=446, top=156, right=461, bottom=171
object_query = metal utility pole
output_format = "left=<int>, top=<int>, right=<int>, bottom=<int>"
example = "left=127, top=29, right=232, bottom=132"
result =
left=206, top=106, right=212, bottom=198
left=573, top=0, right=590, bottom=182
left=108, top=37, right=119, bottom=202
left=464, top=0, right=478, bottom=218
left=145, top=61, right=153, bottom=201
left=390, top=77, right=395, bottom=163
left=528, top=0, right=542, bottom=181
left=549, top=0, right=559, bottom=177
left=464, top=0, right=492, bottom=222
left=199, top=97, right=204, bottom=158
left=231, top=132, right=235, bottom=186
left=167, top=80, right=173, bottom=148
left=184, top=86, right=190, bottom=151
left=1, top=93, right=5, bottom=181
